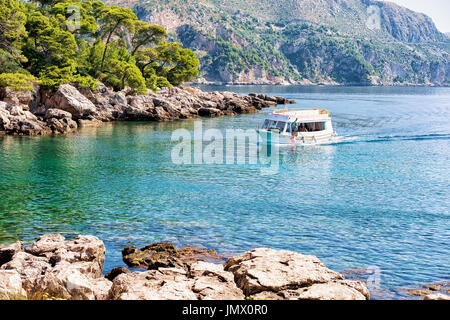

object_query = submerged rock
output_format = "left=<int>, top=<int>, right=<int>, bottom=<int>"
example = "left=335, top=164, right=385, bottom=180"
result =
left=404, top=281, right=450, bottom=299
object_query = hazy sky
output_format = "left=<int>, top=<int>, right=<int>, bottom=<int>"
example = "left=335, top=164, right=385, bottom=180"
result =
left=384, top=0, right=450, bottom=33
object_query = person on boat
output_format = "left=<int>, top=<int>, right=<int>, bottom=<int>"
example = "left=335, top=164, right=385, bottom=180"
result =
left=298, top=124, right=306, bottom=132
left=292, top=120, right=299, bottom=136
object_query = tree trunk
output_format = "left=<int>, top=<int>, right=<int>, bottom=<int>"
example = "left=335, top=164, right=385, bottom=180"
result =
left=100, top=21, right=122, bottom=71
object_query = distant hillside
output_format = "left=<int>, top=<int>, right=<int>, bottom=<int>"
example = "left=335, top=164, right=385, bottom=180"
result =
left=105, top=0, right=449, bottom=85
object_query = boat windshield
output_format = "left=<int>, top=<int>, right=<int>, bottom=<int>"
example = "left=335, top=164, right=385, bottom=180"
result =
left=262, top=120, right=287, bottom=132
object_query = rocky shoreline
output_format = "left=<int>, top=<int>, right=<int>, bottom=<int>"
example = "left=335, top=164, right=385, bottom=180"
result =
left=0, top=234, right=375, bottom=300
left=0, top=84, right=295, bottom=136
left=2, top=235, right=449, bottom=300
left=192, top=79, right=450, bottom=87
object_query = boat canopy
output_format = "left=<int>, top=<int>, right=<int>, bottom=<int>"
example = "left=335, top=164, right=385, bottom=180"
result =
left=261, top=109, right=331, bottom=134
left=267, top=109, right=331, bottom=123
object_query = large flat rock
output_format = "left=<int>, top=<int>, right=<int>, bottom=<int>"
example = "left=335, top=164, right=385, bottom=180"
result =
left=225, top=248, right=344, bottom=295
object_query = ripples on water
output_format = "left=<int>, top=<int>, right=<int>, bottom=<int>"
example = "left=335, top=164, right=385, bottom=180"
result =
left=0, top=86, right=449, bottom=299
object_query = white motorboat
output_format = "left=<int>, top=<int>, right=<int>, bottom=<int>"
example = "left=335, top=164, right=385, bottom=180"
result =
left=258, top=108, right=336, bottom=145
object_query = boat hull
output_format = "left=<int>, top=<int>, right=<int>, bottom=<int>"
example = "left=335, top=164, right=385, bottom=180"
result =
left=258, top=130, right=335, bottom=145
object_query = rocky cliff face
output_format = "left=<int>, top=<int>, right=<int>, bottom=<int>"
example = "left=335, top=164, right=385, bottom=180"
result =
left=105, top=0, right=450, bottom=86
left=374, top=0, right=445, bottom=43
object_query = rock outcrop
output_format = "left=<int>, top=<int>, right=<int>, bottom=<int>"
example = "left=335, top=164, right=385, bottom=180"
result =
left=0, top=270, right=27, bottom=299
left=0, top=84, right=294, bottom=136
left=108, top=267, right=198, bottom=300
left=0, top=235, right=370, bottom=300
left=122, top=242, right=224, bottom=270
left=424, top=293, right=450, bottom=301
left=224, top=248, right=369, bottom=300
left=0, top=241, right=23, bottom=266
left=0, top=101, right=51, bottom=136
left=44, top=109, right=78, bottom=135
left=41, top=84, right=97, bottom=119
left=0, top=234, right=109, bottom=300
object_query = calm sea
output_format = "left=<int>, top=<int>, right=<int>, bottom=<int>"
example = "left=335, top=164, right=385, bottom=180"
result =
left=0, top=85, right=449, bottom=299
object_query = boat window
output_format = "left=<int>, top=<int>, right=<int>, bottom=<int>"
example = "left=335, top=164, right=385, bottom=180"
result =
left=263, top=120, right=277, bottom=130
left=267, top=120, right=278, bottom=130
left=276, top=121, right=287, bottom=132
left=304, top=122, right=326, bottom=132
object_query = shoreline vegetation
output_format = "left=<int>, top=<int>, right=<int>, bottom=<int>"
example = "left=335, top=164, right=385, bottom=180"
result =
left=1, top=234, right=449, bottom=300
left=0, top=82, right=294, bottom=136
left=0, top=0, right=200, bottom=95
left=0, top=0, right=296, bottom=136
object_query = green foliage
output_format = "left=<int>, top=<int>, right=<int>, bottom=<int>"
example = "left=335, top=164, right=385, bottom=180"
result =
left=0, top=0, right=198, bottom=94
left=98, top=5, right=137, bottom=71
left=131, top=21, right=166, bottom=56
left=99, top=59, right=147, bottom=94
left=71, top=74, right=98, bottom=91
left=0, top=0, right=27, bottom=60
left=0, top=72, right=37, bottom=91
left=38, top=65, right=75, bottom=89
left=135, top=42, right=199, bottom=87
left=50, top=1, right=100, bottom=35
left=0, top=49, right=26, bottom=73
left=166, top=48, right=199, bottom=85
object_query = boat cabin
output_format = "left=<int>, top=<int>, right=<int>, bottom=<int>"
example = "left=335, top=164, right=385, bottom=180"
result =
left=261, top=109, right=332, bottom=135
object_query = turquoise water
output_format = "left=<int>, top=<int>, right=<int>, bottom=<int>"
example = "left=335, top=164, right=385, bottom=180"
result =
left=0, top=86, right=449, bottom=299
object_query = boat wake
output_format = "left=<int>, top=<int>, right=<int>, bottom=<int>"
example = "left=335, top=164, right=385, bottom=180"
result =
left=327, top=133, right=450, bottom=145
left=270, top=133, right=450, bottom=148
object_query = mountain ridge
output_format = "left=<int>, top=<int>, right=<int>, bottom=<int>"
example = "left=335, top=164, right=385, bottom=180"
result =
left=105, top=0, right=449, bottom=85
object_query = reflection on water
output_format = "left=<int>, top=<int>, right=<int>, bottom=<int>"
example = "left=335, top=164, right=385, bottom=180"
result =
left=1, top=86, right=450, bottom=299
